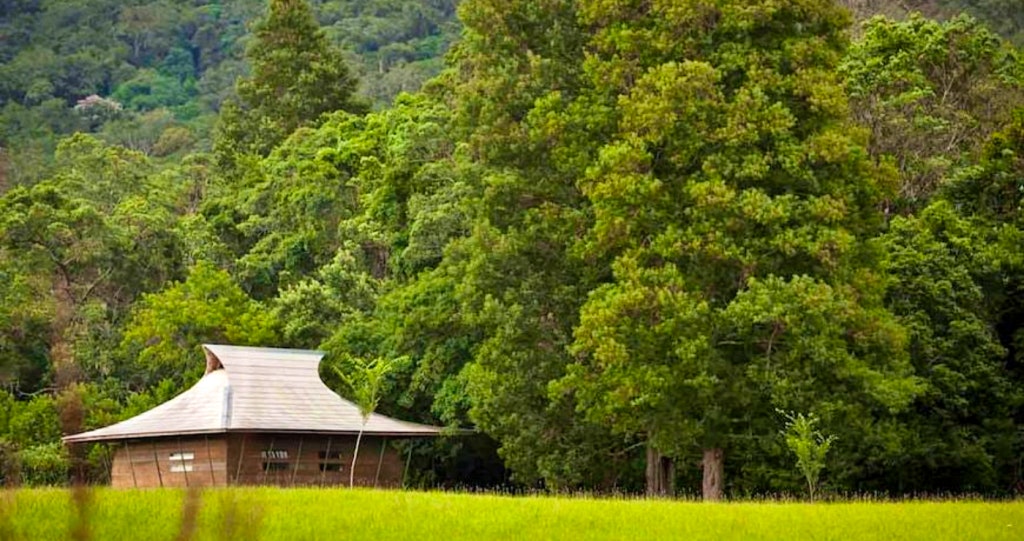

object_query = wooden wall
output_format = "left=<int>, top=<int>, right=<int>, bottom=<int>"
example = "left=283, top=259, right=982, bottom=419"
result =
left=110, top=433, right=407, bottom=488
left=111, top=436, right=229, bottom=488
left=226, top=433, right=406, bottom=487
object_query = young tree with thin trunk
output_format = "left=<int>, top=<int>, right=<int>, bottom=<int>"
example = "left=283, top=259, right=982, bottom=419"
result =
left=780, top=412, right=836, bottom=501
left=334, top=357, right=395, bottom=488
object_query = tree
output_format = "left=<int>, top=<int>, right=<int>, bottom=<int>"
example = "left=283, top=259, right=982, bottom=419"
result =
left=120, top=261, right=279, bottom=387
left=841, top=14, right=1024, bottom=210
left=115, top=1, right=180, bottom=65
left=780, top=412, right=836, bottom=501
left=875, top=201, right=1022, bottom=493
left=209, top=91, right=459, bottom=301
left=945, top=108, right=1024, bottom=224
left=0, top=132, right=199, bottom=484
left=0, top=179, right=125, bottom=388
left=0, top=135, right=188, bottom=378
left=213, top=0, right=364, bottom=166
left=547, top=0, right=920, bottom=500
left=333, top=356, right=396, bottom=488
left=451, top=0, right=635, bottom=491
left=902, top=111, right=1024, bottom=492
left=940, top=0, right=1024, bottom=45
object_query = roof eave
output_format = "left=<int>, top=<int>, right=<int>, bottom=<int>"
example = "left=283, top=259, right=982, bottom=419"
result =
left=62, top=428, right=229, bottom=444
left=62, top=426, right=470, bottom=444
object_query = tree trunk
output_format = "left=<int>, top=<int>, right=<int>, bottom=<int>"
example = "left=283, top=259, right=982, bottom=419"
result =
left=52, top=279, right=87, bottom=485
left=350, top=428, right=363, bottom=488
left=702, top=447, right=724, bottom=502
left=645, top=444, right=675, bottom=497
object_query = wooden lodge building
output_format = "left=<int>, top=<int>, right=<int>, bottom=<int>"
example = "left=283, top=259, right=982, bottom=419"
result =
left=63, top=345, right=445, bottom=488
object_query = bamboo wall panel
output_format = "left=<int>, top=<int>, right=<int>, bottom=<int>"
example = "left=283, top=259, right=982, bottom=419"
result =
left=226, top=434, right=404, bottom=487
left=111, top=436, right=228, bottom=488
left=109, top=433, right=406, bottom=488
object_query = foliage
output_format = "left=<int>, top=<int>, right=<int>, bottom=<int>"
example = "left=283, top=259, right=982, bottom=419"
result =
left=453, top=0, right=919, bottom=498
left=945, top=108, right=1024, bottom=224
left=334, top=356, right=398, bottom=422
left=333, top=355, right=399, bottom=487
left=874, top=200, right=1023, bottom=493
left=17, top=443, right=69, bottom=487
left=0, top=0, right=459, bottom=188
left=780, top=412, right=836, bottom=500
left=213, top=0, right=364, bottom=164
left=2, top=0, right=1024, bottom=497
left=450, top=0, right=626, bottom=490
left=216, top=91, right=459, bottom=298
left=841, top=14, right=1024, bottom=209
left=120, top=262, right=279, bottom=385
left=938, top=1, right=1024, bottom=45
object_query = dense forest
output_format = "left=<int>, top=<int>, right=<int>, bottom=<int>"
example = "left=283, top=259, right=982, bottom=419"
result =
left=1, top=0, right=1024, bottom=498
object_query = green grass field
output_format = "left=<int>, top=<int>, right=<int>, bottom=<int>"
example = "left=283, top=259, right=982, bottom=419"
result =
left=2, top=488, right=1022, bottom=540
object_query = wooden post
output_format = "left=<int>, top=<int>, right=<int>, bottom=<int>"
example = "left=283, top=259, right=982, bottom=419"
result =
left=261, top=437, right=276, bottom=485
left=124, top=440, right=138, bottom=488
left=291, top=436, right=304, bottom=487
left=402, top=443, right=413, bottom=489
left=234, top=434, right=247, bottom=485
left=101, top=443, right=114, bottom=485
left=319, top=437, right=333, bottom=487
left=374, top=438, right=387, bottom=488
left=151, top=441, right=164, bottom=488
left=205, top=435, right=216, bottom=485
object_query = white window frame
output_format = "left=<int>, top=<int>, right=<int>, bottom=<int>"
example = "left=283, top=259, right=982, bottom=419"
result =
left=169, top=452, right=195, bottom=473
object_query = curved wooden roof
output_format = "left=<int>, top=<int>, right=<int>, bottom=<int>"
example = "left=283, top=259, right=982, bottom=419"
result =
left=64, top=344, right=445, bottom=443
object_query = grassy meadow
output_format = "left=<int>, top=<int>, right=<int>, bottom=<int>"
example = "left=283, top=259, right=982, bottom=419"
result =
left=1, top=488, right=1021, bottom=540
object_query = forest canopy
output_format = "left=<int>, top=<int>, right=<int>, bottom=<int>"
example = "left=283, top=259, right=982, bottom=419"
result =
left=1, top=0, right=1024, bottom=498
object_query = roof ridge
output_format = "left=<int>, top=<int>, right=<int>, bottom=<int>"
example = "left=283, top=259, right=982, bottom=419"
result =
left=221, top=384, right=232, bottom=429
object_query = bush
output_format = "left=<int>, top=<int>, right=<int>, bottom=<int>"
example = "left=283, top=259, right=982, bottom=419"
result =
left=19, top=443, right=69, bottom=486
left=152, top=126, right=195, bottom=157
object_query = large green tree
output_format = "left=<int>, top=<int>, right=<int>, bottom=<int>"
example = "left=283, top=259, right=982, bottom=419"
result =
left=878, top=201, right=1021, bottom=492
left=0, top=135, right=183, bottom=386
left=213, top=0, right=364, bottom=166
left=526, top=0, right=923, bottom=499
left=121, top=261, right=279, bottom=386
left=451, top=0, right=636, bottom=490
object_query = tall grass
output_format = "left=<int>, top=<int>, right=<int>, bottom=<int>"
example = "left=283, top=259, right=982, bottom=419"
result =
left=1, top=487, right=1022, bottom=540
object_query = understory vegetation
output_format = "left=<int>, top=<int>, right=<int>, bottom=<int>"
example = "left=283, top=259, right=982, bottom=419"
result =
left=3, top=0, right=1024, bottom=500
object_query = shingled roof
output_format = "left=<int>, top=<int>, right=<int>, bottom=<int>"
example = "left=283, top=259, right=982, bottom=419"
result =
left=64, top=344, right=445, bottom=443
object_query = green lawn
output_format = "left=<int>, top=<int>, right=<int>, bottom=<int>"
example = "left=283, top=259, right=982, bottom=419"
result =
left=2, top=488, right=1021, bottom=540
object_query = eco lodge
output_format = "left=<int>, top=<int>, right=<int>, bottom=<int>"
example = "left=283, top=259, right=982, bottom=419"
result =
left=62, top=344, right=446, bottom=488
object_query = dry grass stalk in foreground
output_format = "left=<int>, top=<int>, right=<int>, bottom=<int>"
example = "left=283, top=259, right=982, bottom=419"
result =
left=174, top=487, right=202, bottom=541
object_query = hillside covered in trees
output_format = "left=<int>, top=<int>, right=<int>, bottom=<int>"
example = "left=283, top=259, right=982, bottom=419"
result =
left=2, top=0, right=1024, bottom=498
left=0, top=0, right=459, bottom=185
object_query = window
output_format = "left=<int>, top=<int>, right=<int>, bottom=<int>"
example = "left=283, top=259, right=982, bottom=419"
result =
left=260, top=449, right=289, bottom=460
left=319, top=450, right=343, bottom=472
left=169, top=452, right=194, bottom=473
left=261, top=449, right=289, bottom=472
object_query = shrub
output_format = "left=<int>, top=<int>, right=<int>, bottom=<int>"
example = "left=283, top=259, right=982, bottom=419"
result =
left=19, top=443, right=69, bottom=486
